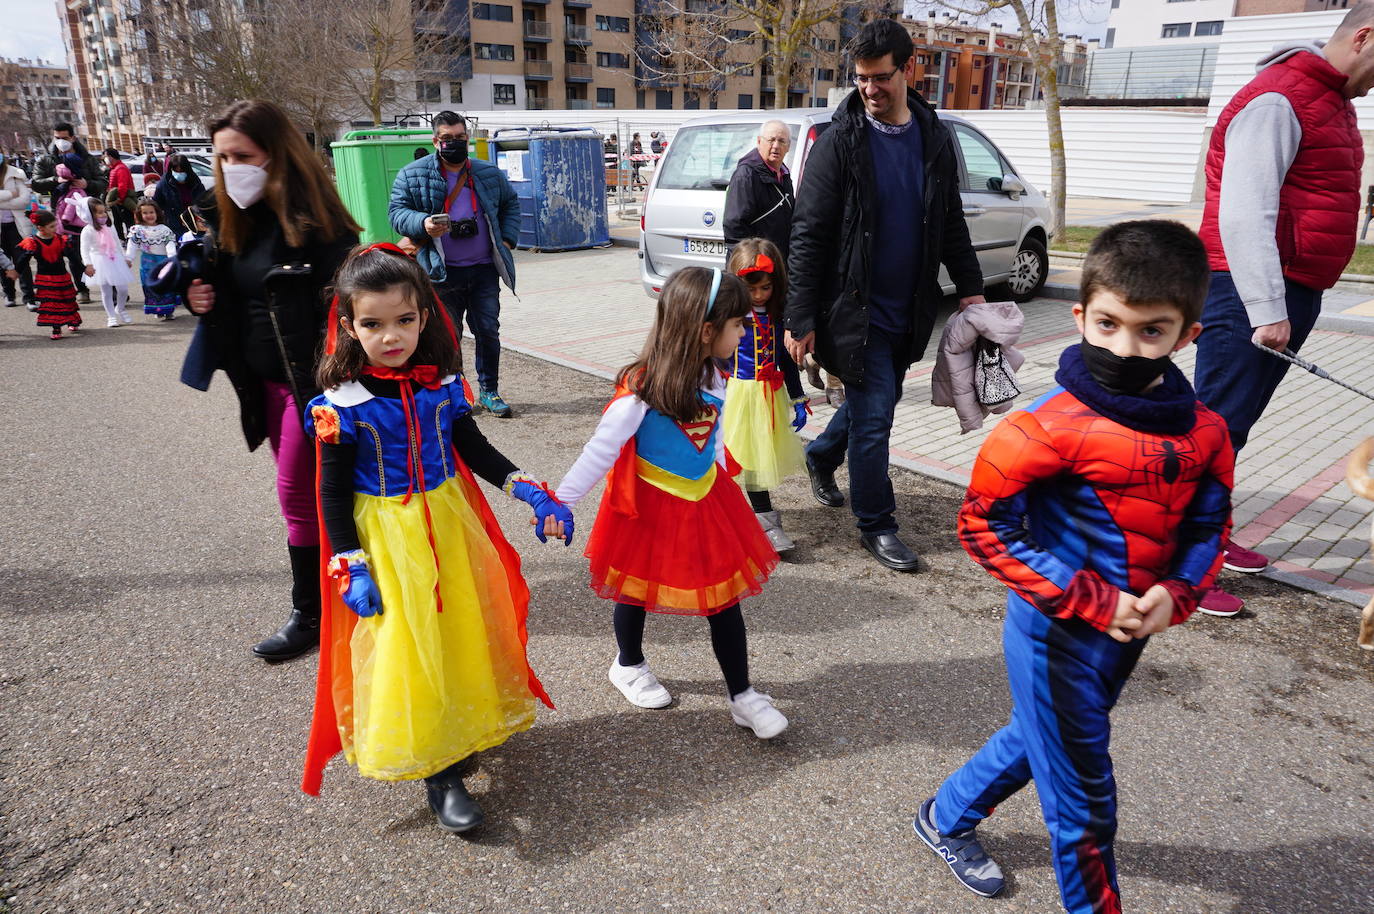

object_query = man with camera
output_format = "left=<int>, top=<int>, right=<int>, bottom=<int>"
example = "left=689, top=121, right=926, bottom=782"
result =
left=390, top=111, right=521, bottom=417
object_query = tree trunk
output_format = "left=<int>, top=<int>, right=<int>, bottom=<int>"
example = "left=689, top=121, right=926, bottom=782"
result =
left=1042, top=68, right=1065, bottom=237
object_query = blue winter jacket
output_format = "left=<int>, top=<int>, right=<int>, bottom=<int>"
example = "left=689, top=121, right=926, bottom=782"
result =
left=388, top=153, right=520, bottom=290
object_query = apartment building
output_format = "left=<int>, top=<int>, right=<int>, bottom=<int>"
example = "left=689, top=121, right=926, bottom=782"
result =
left=1103, top=0, right=1349, bottom=50
left=0, top=58, right=78, bottom=150
left=901, top=13, right=1088, bottom=109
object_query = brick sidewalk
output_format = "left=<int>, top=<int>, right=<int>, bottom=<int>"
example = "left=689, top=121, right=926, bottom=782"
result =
left=500, top=246, right=1374, bottom=606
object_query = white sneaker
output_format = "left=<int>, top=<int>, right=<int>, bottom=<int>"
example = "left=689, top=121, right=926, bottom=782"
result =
left=729, top=687, right=788, bottom=739
left=106, top=318, right=120, bottom=328
left=608, top=659, right=672, bottom=709
left=118, top=310, right=132, bottom=324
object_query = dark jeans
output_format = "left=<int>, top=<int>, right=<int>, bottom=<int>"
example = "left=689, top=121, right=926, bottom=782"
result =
left=0, top=221, right=34, bottom=303
left=1193, top=271, right=1322, bottom=451
left=436, top=262, right=502, bottom=393
left=807, top=325, right=911, bottom=534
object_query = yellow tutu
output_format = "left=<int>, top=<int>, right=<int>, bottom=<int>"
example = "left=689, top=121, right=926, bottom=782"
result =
left=723, top=376, right=806, bottom=491
left=344, top=476, right=538, bottom=782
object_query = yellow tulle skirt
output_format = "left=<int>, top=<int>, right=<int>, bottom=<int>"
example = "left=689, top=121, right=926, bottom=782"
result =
left=343, top=477, right=539, bottom=782
left=723, top=376, right=806, bottom=492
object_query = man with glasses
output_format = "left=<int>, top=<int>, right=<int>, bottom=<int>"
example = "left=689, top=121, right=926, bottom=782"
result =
left=786, top=18, right=983, bottom=572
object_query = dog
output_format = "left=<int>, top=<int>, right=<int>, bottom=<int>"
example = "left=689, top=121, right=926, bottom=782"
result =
left=1341, top=437, right=1374, bottom=649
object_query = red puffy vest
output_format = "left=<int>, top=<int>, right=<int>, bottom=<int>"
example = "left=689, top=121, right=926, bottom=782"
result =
left=1198, top=50, right=1362, bottom=291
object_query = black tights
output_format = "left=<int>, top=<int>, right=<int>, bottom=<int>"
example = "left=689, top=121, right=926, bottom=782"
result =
left=613, top=601, right=750, bottom=698
left=746, top=489, right=773, bottom=513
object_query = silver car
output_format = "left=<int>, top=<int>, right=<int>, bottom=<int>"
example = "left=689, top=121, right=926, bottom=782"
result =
left=638, top=108, right=1052, bottom=302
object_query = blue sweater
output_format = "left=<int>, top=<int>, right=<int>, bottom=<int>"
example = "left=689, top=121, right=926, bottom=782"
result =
left=866, top=120, right=925, bottom=334
left=388, top=153, right=521, bottom=290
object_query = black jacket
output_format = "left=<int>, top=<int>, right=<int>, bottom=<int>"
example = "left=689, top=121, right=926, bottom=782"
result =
left=153, top=171, right=208, bottom=235
left=31, top=139, right=108, bottom=199
left=194, top=197, right=357, bottom=451
left=785, top=89, right=983, bottom=384
left=722, top=148, right=796, bottom=258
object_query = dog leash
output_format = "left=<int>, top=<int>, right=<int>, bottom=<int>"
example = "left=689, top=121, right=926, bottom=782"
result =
left=1251, top=341, right=1374, bottom=402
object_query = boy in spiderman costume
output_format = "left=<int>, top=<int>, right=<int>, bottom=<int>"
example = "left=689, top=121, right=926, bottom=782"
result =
left=912, top=221, right=1233, bottom=914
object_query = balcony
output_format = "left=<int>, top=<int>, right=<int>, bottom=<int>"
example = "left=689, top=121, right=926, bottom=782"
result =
left=523, top=19, right=551, bottom=41
left=527, top=96, right=551, bottom=109
left=565, top=98, right=593, bottom=109
left=564, top=0, right=592, bottom=7
left=564, top=23, right=591, bottom=44
left=566, top=61, right=592, bottom=81
left=523, top=0, right=550, bottom=4
left=524, top=59, right=553, bottom=79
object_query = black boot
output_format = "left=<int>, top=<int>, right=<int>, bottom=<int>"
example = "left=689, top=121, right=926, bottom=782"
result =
left=425, top=758, right=484, bottom=833
left=252, top=544, right=321, bottom=662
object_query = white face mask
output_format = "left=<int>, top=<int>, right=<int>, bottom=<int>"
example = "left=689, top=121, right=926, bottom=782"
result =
left=221, top=161, right=269, bottom=209
left=54, top=138, right=73, bottom=152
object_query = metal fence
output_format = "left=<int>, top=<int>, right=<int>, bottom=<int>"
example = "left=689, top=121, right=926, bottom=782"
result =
left=1084, top=45, right=1219, bottom=100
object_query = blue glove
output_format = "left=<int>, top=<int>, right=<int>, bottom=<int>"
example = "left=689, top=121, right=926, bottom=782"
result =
left=792, top=398, right=810, bottom=432
left=329, top=550, right=382, bottom=618
left=507, top=475, right=575, bottom=545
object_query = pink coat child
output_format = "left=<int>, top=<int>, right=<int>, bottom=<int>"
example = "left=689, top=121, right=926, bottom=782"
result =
left=53, top=164, right=89, bottom=232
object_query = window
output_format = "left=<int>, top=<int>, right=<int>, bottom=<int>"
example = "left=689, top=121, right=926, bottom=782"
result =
left=954, top=125, right=1008, bottom=193
left=654, top=122, right=797, bottom=190
left=595, top=14, right=629, bottom=32
left=493, top=83, right=516, bottom=104
left=1160, top=22, right=1191, bottom=38
left=977, top=38, right=986, bottom=45
left=472, top=3, right=512, bottom=20
left=815, top=68, right=834, bottom=82
left=970, top=85, right=979, bottom=95
left=476, top=43, right=516, bottom=61
left=597, top=87, right=615, bottom=107
left=684, top=90, right=700, bottom=109
left=416, top=80, right=440, bottom=102
left=655, top=89, right=672, bottom=109
left=1195, top=20, right=1223, bottom=36
left=973, top=58, right=982, bottom=68
left=596, top=51, right=630, bottom=68
left=1104, top=28, right=1114, bottom=49
left=738, top=93, right=753, bottom=108
left=728, top=29, right=752, bottom=41
left=450, top=81, right=463, bottom=103
left=1111, top=0, right=1119, bottom=7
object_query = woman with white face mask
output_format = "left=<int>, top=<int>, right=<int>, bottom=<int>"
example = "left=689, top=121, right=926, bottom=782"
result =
left=180, top=99, right=361, bottom=664
left=151, top=153, right=206, bottom=236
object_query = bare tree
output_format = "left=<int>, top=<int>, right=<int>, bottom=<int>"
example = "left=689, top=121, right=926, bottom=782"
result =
left=932, top=0, right=1078, bottom=234
left=633, top=0, right=883, bottom=106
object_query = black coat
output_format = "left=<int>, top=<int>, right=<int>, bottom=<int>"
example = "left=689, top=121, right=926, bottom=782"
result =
left=722, top=148, right=796, bottom=258
left=192, top=197, right=357, bottom=451
left=30, top=139, right=108, bottom=199
left=785, top=89, right=983, bottom=385
left=153, top=171, right=208, bottom=235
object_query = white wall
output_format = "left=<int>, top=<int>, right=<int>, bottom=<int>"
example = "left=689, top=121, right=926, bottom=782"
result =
left=1107, top=0, right=1234, bottom=48
left=952, top=108, right=1207, bottom=202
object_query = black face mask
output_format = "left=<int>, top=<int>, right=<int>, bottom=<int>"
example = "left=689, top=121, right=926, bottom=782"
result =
left=1080, top=339, right=1172, bottom=395
left=438, top=139, right=468, bottom=165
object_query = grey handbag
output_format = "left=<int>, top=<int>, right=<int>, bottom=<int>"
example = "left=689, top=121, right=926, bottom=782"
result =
left=975, top=337, right=1020, bottom=407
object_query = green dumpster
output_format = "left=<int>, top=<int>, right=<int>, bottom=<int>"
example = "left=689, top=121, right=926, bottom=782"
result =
left=331, top=129, right=488, bottom=244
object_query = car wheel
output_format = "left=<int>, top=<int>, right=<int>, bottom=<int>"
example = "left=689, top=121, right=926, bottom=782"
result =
left=1001, top=236, right=1048, bottom=303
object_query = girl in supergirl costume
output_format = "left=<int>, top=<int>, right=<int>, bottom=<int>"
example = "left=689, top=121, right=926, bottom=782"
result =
left=300, top=244, right=569, bottom=833
left=16, top=210, right=81, bottom=340
left=722, top=239, right=808, bottom=554
left=555, top=266, right=787, bottom=738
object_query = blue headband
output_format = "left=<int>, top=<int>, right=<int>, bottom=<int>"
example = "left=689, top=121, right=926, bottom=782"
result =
left=706, top=268, right=722, bottom=317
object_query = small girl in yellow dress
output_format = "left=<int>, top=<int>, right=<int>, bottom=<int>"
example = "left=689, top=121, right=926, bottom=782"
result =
left=300, top=243, right=569, bottom=833
left=722, top=238, right=809, bottom=553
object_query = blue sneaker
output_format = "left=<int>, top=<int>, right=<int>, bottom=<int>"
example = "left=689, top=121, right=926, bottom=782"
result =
left=478, top=389, right=513, bottom=418
left=912, top=796, right=1006, bottom=898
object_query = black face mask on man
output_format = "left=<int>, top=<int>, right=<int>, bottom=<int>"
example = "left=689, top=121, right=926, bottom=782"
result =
left=437, top=139, right=468, bottom=165
left=1080, top=339, right=1172, bottom=395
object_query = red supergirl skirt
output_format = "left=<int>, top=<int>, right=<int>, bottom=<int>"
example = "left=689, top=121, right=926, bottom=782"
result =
left=585, top=459, right=778, bottom=615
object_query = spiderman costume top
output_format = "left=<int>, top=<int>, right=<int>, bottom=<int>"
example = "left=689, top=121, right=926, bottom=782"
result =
left=958, top=344, right=1235, bottom=629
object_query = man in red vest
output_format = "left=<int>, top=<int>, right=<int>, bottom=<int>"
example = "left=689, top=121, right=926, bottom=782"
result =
left=1194, top=5, right=1374, bottom=617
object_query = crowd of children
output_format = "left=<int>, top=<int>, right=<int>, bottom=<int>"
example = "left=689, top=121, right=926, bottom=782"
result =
left=282, top=217, right=1236, bottom=914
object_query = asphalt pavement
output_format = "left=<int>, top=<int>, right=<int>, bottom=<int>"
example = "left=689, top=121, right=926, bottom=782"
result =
left=0, top=273, right=1372, bottom=914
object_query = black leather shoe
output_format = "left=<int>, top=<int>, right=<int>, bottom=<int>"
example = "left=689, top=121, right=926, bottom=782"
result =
left=251, top=609, right=319, bottom=662
left=806, top=457, right=845, bottom=508
left=860, top=533, right=920, bottom=573
left=425, top=765, right=485, bottom=833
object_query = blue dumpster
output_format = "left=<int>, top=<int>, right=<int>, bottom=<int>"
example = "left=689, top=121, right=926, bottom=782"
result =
left=490, top=128, right=610, bottom=251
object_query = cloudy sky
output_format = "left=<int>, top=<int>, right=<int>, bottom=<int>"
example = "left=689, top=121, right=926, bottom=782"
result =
left=2, top=0, right=1108, bottom=74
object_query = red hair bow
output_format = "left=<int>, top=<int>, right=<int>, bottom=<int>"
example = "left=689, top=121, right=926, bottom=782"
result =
left=735, top=252, right=775, bottom=277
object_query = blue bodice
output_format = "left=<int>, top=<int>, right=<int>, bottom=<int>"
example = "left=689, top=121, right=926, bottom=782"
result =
left=634, top=391, right=723, bottom=480
left=729, top=309, right=782, bottom=381
left=306, top=379, right=471, bottom=498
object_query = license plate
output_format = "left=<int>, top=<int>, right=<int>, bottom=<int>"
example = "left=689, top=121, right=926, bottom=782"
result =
left=684, top=238, right=726, bottom=256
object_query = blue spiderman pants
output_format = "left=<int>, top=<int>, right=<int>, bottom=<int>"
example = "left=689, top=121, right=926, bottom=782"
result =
left=934, top=595, right=1146, bottom=914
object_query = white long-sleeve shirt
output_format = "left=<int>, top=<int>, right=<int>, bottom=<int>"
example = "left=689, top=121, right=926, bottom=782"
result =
left=555, top=376, right=728, bottom=509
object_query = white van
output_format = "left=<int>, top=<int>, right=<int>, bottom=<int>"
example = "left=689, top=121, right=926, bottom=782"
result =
left=638, top=108, right=1053, bottom=302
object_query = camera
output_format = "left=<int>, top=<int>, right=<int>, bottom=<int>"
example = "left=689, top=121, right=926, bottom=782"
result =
left=450, top=217, right=479, bottom=239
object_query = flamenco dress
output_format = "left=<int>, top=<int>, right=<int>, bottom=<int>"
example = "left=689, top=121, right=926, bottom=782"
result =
left=16, top=234, right=80, bottom=329
left=301, top=370, right=552, bottom=793
left=566, top=372, right=779, bottom=616
left=721, top=308, right=806, bottom=491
